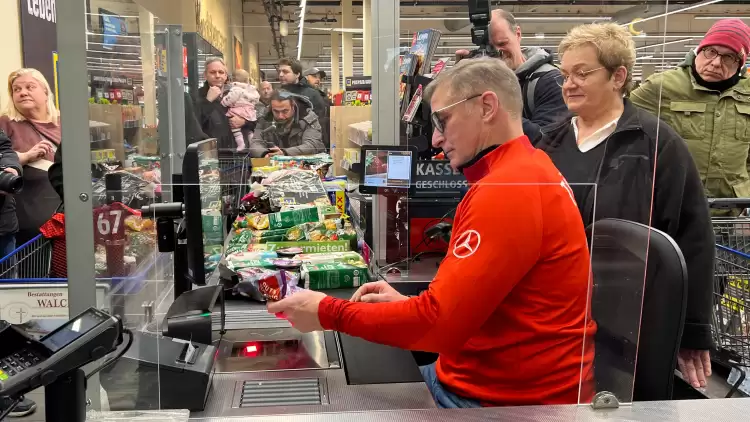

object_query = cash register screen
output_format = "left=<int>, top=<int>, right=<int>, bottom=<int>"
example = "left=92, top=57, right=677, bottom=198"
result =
left=363, top=150, right=412, bottom=189
left=41, top=311, right=108, bottom=352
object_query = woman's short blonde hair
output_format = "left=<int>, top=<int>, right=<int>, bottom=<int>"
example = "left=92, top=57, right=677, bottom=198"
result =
left=558, top=23, right=636, bottom=94
left=5, top=68, right=60, bottom=123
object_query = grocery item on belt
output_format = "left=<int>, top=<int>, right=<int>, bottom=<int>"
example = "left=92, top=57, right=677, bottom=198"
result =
left=301, top=261, right=369, bottom=290
left=226, top=250, right=278, bottom=263
left=225, top=257, right=278, bottom=271
left=232, top=213, right=270, bottom=230
left=276, top=247, right=305, bottom=258
left=236, top=267, right=302, bottom=302
left=295, top=251, right=365, bottom=266
left=268, top=207, right=320, bottom=229
left=272, top=258, right=303, bottom=271
left=263, top=169, right=331, bottom=209
left=231, top=228, right=288, bottom=245
left=324, top=179, right=348, bottom=216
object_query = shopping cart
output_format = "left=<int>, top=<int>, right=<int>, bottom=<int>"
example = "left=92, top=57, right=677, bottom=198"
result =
left=709, top=198, right=750, bottom=395
left=0, top=234, right=166, bottom=333
left=218, top=151, right=251, bottom=217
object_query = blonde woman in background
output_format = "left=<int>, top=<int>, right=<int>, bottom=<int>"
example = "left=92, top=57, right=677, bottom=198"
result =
left=536, top=23, right=714, bottom=397
left=0, top=69, right=62, bottom=272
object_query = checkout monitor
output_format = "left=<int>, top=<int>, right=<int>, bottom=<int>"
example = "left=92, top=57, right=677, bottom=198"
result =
left=359, top=145, right=417, bottom=194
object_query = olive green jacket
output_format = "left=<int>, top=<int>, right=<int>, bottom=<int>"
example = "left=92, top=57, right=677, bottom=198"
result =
left=630, top=52, right=750, bottom=199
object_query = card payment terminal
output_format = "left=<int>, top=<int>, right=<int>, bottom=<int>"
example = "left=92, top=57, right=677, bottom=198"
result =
left=0, top=308, right=124, bottom=421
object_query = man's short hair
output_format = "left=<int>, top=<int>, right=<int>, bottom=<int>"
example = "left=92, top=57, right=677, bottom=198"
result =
left=277, top=58, right=303, bottom=76
left=492, top=9, right=518, bottom=31
left=205, top=57, right=226, bottom=69
left=271, top=90, right=295, bottom=105
left=424, top=58, right=523, bottom=119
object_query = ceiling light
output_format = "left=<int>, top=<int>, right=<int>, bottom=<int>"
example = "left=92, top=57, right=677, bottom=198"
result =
left=279, top=21, right=289, bottom=37
left=535, top=33, right=545, bottom=39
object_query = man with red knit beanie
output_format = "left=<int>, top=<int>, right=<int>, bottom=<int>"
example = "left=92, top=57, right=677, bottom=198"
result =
left=632, top=18, right=750, bottom=390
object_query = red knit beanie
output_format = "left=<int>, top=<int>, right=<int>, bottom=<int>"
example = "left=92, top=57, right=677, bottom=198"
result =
left=698, top=19, right=750, bottom=66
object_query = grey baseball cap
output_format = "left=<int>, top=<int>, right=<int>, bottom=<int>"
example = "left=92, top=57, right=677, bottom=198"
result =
left=303, top=67, right=326, bottom=78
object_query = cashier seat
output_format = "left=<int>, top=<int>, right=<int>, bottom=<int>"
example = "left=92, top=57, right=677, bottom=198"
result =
left=587, top=219, right=688, bottom=402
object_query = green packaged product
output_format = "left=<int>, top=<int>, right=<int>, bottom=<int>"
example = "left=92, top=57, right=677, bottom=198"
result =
left=225, top=258, right=278, bottom=271
left=231, top=228, right=288, bottom=244
left=295, top=251, right=365, bottom=266
left=268, top=207, right=320, bottom=229
left=301, top=262, right=369, bottom=290
left=202, top=213, right=223, bottom=244
left=252, top=235, right=285, bottom=244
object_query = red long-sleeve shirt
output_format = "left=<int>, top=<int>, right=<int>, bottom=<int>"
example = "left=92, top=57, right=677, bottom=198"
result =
left=319, top=136, right=596, bottom=406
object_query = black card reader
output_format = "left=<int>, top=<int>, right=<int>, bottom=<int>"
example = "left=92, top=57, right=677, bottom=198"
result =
left=0, top=308, right=124, bottom=421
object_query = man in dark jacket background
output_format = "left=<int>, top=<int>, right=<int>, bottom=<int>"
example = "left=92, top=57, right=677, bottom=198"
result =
left=248, top=92, right=324, bottom=158
left=194, top=57, right=254, bottom=152
left=457, top=9, right=567, bottom=144
left=277, top=58, right=330, bottom=148
left=0, top=130, right=22, bottom=257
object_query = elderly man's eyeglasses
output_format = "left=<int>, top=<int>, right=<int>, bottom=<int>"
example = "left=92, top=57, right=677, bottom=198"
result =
left=431, top=94, right=482, bottom=133
left=555, top=67, right=606, bottom=87
left=701, top=47, right=741, bottom=67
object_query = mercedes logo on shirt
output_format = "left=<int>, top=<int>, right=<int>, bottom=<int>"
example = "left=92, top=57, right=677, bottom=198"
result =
left=453, top=230, right=481, bottom=259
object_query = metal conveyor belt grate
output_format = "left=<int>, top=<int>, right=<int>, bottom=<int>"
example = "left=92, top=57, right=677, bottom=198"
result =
left=212, top=310, right=292, bottom=330
left=239, top=378, right=322, bottom=408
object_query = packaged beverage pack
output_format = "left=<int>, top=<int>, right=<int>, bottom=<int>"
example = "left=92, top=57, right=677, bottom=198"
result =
left=301, top=262, right=369, bottom=290
left=268, top=207, right=320, bottom=229
left=295, top=251, right=365, bottom=266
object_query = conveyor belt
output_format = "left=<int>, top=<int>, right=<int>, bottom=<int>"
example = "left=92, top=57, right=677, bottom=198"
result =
left=212, top=310, right=291, bottom=331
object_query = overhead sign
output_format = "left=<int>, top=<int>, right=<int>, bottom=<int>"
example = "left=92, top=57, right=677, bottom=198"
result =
left=345, top=76, right=372, bottom=91
left=414, top=160, right=468, bottom=191
left=19, top=0, right=57, bottom=94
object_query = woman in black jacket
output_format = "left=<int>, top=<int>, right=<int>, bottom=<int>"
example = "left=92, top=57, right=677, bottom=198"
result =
left=538, top=23, right=715, bottom=392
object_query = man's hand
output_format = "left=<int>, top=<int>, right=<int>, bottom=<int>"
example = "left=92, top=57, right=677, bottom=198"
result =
left=267, top=289, right=328, bottom=333
left=2, top=168, right=18, bottom=176
left=265, top=147, right=284, bottom=158
left=455, top=49, right=471, bottom=63
left=229, top=115, right=246, bottom=129
left=350, top=281, right=409, bottom=303
left=206, top=86, right=222, bottom=102
left=678, top=349, right=712, bottom=389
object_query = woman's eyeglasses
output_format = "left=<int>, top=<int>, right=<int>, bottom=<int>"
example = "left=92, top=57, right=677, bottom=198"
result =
left=431, top=94, right=482, bottom=133
left=701, top=47, right=741, bottom=67
left=555, top=67, right=606, bottom=87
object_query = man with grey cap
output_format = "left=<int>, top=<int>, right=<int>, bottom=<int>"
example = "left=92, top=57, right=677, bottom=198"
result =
left=304, top=67, right=333, bottom=108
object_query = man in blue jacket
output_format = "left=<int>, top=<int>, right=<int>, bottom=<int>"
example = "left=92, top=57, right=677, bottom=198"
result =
left=457, top=9, right=566, bottom=144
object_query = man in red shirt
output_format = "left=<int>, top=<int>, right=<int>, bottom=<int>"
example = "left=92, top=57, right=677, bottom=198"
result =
left=268, top=58, right=596, bottom=408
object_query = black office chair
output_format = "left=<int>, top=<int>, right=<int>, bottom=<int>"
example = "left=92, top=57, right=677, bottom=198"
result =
left=587, top=218, right=688, bottom=402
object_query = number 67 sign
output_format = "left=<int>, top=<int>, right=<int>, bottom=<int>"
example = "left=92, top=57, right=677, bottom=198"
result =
left=92, top=202, right=138, bottom=277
